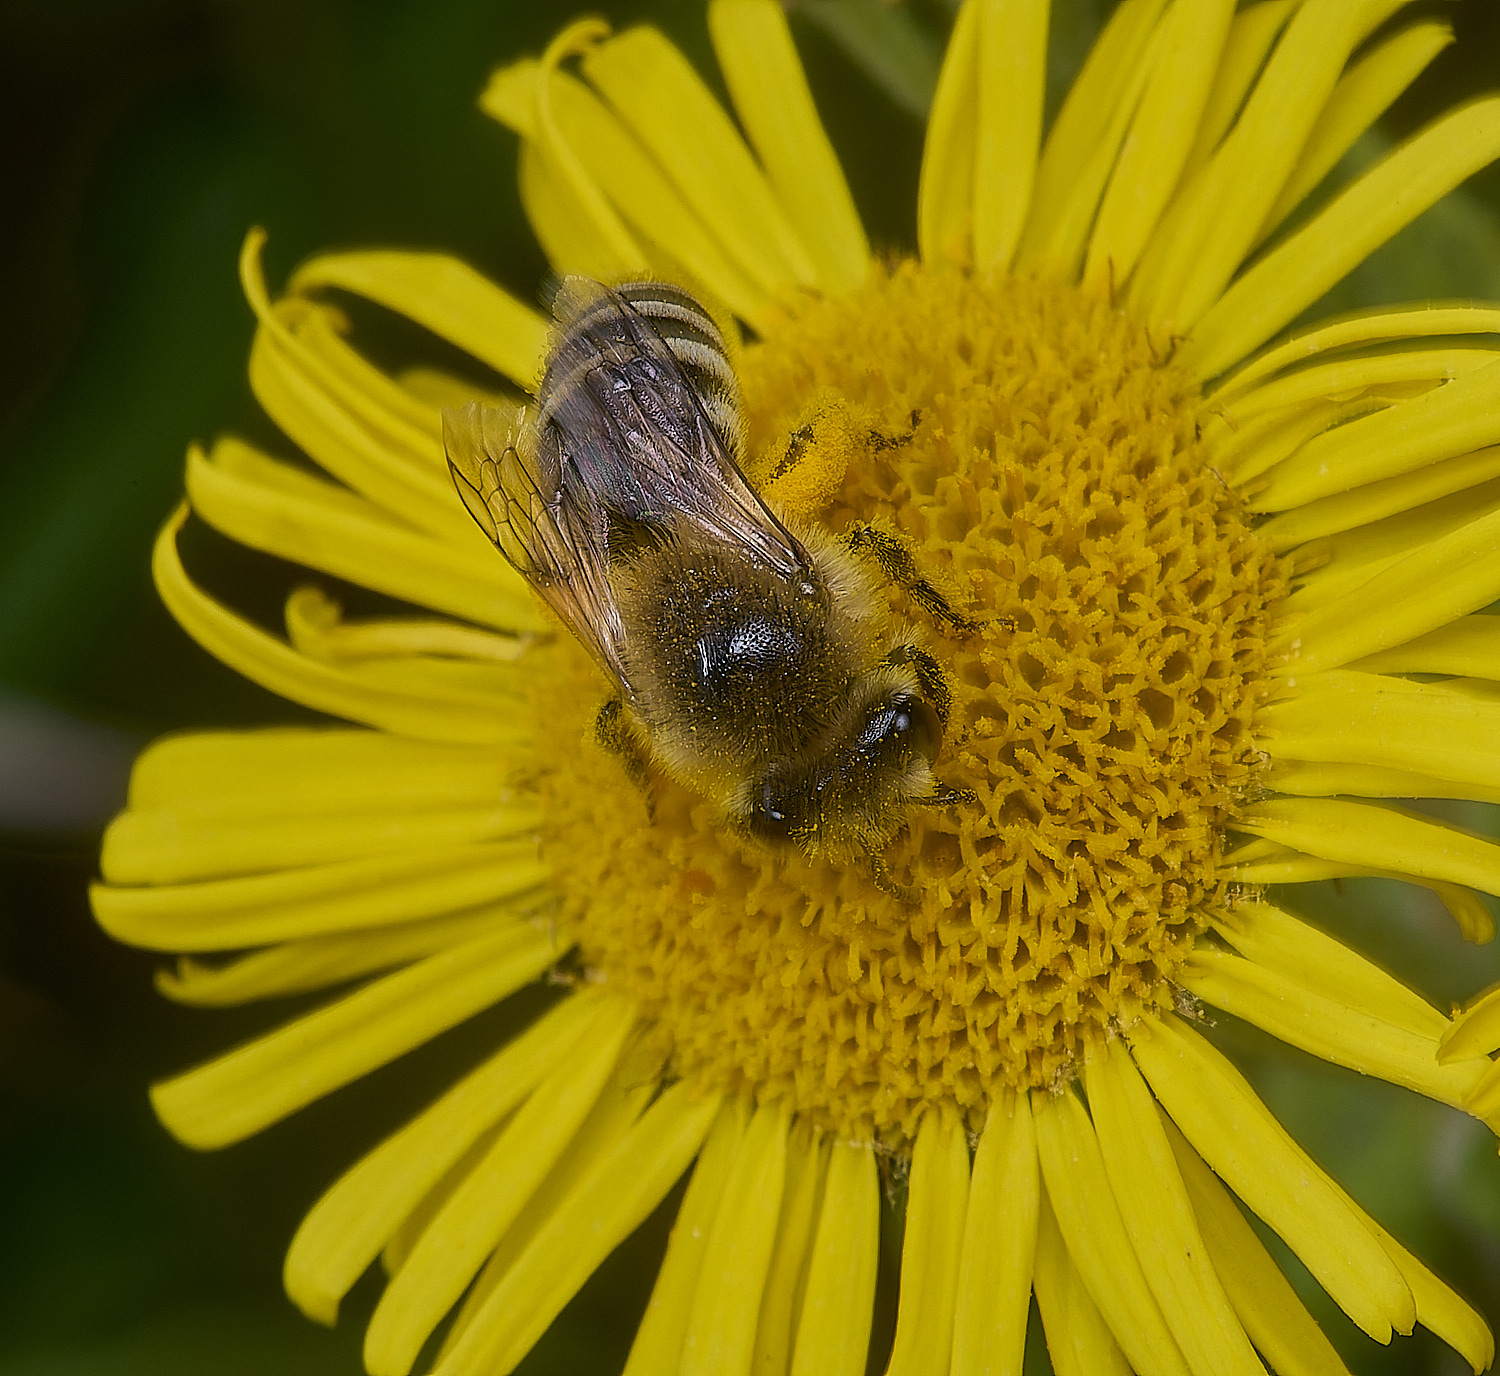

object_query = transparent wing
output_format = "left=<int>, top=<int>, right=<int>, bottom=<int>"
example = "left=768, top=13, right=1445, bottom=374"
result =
left=443, top=400, right=632, bottom=691
left=538, top=279, right=813, bottom=582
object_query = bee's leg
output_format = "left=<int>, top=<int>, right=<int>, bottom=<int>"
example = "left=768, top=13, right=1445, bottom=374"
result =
left=884, top=643, right=952, bottom=726
left=595, top=697, right=655, bottom=818
left=885, top=645, right=976, bottom=809
left=843, top=522, right=978, bottom=634
left=866, top=408, right=922, bottom=452
left=915, top=784, right=977, bottom=808
left=866, top=848, right=918, bottom=905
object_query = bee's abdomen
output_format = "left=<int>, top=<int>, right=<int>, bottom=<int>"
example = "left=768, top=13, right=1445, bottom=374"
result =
left=611, top=282, right=740, bottom=454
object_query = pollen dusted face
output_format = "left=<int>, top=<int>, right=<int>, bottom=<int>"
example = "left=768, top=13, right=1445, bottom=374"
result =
left=536, top=265, right=1284, bottom=1144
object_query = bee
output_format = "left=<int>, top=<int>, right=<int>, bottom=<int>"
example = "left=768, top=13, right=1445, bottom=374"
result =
left=443, top=277, right=972, bottom=892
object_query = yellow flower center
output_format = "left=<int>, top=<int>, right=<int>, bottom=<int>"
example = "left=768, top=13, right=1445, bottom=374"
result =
left=527, top=262, right=1285, bottom=1144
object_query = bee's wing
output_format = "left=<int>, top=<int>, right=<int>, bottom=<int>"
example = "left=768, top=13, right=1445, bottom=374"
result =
left=443, top=401, right=632, bottom=691
left=542, top=279, right=813, bottom=581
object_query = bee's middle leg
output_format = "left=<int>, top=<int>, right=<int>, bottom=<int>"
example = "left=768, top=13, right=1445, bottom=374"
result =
left=865, top=847, right=919, bottom=906
left=595, top=697, right=655, bottom=818
left=843, top=522, right=978, bottom=634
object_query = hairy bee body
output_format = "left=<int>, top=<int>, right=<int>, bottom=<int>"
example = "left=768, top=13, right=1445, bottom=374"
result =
left=445, top=278, right=953, bottom=865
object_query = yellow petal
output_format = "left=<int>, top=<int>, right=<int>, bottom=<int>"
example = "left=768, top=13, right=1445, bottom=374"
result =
left=517, top=138, right=638, bottom=281
left=790, top=1139, right=879, bottom=1376
left=364, top=998, right=635, bottom=1376
left=1234, top=796, right=1500, bottom=897
left=1141, top=0, right=1368, bottom=334
left=94, top=841, right=546, bottom=952
left=187, top=437, right=540, bottom=632
left=708, top=0, right=869, bottom=292
left=1128, top=1014, right=1414, bottom=1342
left=283, top=991, right=605, bottom=1324
left=1225, top=349, right=1498, bottom=426
left=581, top=26, right=816, bottom=295
left=1278, top=505, right=1500, bottom=674
left=1032, top=1186, right=1131, bottom=1376
left=150, top=507, right=517, bottom=744
left=246, top=324, right=469, bottom=540
left=1260, top=20, right=1455, bottom=243
left=431, top=1079, right=720, bottom=1376
left=266, top=288, right=445, bottom=461
left=105, top=788, right=540, bottom=886
left=1257, top=443, right=1500, bottom=551
left=151, top=923, right=568, bottom=1149
left=1182, top=946, right=1490, bottom=1111
left=1085, top=0, right=1236, bottom=291
left=1281, top=477, right=1500, bottom=620
left=239, top=236, right=471, bottom=539
left=1352, top=613, right=1500, bottom=678
left=495, top=55, right=769, bottom=322
left=1428, top=881, right=1500, bottom=945
left=751, top=1128, right=828, bottom=1376
left=1180, top=2, right=1297, bottom=178
left=1255, top=359, right=1500, bottom=512
left=1019, top=0, right=1169, bottom=268
left=290, top=248, right=548, bottom=389
left=1188, top=96, right=1500, bottom=379
left=884, top=1114, right=971, bottom=1376
left=1213, top=398, right=1356, bottom=487
left=1163, top=1114, right=1354, bottom=1376
left=623, top=1100, right=749, bottom=1376
left=436, top=1047, right=661, bottom=1363
left=1264, top=758, right=1500, bottom=808
left=1214, top=305, right=1500, bottom=403
left=281, top=587, right=525, bottom=704
left=917, top=0, right=981, bottom=266
left=1468, top=1059, right=1500, bottom=1120
left=951, top=1092, right=1037, bottom=1376
left=1441, top=986, right=1500, bottom=1061
left=1208, top=899, right=1448, bottom=1040
left=1032, top=1089, right=1192, bottom=1376
left=1085, top=1044, right=1264, bottom=1376
left=125, top=727, right=512, bottom=814
left=156, top=905, right=528, bottom=1007
left=1259, top=669, right=1500, bottom=795
left=1361, top=1217, right=1495, bottom=1374
left=680, top=1101, right=790, bottom=1375
left=974, top=0, right=1049, bottom=271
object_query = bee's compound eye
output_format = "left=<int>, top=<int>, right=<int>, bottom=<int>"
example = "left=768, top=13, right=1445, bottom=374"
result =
left=859, top=694, right=940, bottom=764
left=744, top=778, right=796, bottom=844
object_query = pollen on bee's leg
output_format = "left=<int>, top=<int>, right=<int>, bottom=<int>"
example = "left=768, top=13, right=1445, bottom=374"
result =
left=750, top=390, right=864, bottom=521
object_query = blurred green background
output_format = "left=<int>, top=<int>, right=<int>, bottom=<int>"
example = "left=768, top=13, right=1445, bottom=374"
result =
left=2, top=0, right=1499, bottom=1372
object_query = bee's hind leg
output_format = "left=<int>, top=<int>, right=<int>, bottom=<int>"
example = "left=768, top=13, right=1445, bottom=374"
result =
left=595, top=697, right=655, bottom=819
left=843, top=522, right=978, bottom=634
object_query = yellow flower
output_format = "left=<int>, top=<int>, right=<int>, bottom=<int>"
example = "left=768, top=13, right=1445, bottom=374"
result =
left=92, top=1, right=1500, bottom=1373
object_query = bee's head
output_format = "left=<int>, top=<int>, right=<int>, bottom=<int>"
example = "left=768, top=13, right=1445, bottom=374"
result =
left=739, top=686, right=944, bottom=852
